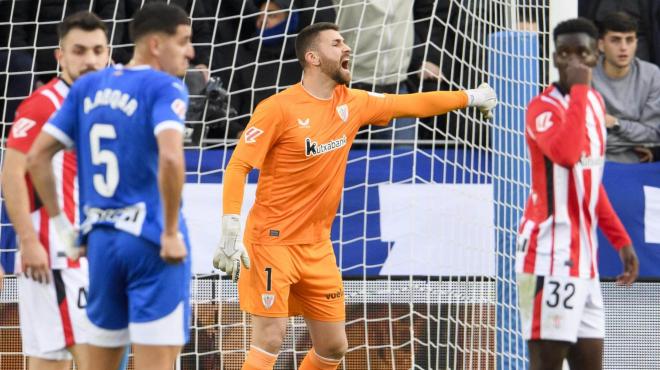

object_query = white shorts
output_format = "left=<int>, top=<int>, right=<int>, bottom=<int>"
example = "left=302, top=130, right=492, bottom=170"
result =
left=517, top=273, right=604, bottom=343
left=18, top=260, right=90, bottom=360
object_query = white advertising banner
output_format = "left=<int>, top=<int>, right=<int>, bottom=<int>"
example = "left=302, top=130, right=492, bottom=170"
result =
left=183, top=183, right=495, bottom=276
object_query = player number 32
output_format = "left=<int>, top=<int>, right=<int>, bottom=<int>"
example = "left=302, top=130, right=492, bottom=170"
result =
left=90, top=123, right=119, bottom=197
left=546, top=280, right=575, bottom=309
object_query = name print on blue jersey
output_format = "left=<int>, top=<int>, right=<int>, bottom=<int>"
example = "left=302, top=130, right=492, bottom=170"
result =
left=83, top=88, right=138, bottom=116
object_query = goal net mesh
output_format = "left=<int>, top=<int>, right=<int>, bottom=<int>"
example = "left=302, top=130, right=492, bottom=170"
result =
left=0, top=1, right=552, bottom=369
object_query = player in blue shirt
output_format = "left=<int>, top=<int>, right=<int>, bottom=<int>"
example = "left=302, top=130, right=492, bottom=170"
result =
left=27, top=4, right=194, bottom=370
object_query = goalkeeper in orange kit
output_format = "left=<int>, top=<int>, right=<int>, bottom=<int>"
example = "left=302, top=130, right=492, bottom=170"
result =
left=213, top=22, right=497, bottom=370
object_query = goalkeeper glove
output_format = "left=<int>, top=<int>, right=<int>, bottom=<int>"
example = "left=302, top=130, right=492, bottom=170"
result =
left=51, top=213, right=80, bottom=260
left=213, top=214, right=251, bottom=282
left=465, top=83, right=498, bottom=120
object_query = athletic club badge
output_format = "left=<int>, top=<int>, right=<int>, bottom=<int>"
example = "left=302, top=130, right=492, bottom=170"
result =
left=262, top=293, right=275, bottom=309
left=336, top=104, right=349, bottom=122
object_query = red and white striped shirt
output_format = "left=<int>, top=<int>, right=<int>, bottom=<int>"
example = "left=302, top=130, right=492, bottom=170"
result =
left=7, top=78, right=80, bottom=270
left=516, top=84, right=631, bottom=278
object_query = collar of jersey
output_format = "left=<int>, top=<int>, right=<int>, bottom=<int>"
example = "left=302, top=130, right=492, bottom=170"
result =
left=299, top=81, right=333, bottom=101
left=118, top=64, right=151, bottom=71
left=54, top=78, right=70, bottom=98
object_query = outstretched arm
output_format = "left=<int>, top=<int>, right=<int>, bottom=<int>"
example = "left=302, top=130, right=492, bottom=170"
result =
left=389, top=90, right=468, bottom=119
left=391, top=83, right=496, bottom=119
left=361, top=83, right=497, bottom=126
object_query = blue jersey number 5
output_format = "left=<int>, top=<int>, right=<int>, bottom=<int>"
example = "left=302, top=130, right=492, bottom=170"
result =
left=90, top=123, right=119, bottom=197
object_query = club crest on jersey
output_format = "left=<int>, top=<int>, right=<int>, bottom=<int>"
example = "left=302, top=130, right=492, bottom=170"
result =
left=244, top=127, right=264, bottom=143
left=305, top=135, right=347, bottom=157
left=336, top=104, right=349, bottom=122
left=551, top=314, right=563, bottom=329
left=535, top=111, right=554, bottom=132
left=262, top=293, right=275, bottom=309
left=297, top=118, right=310, bottom=128
left=171, top=98, right=187, bottom=120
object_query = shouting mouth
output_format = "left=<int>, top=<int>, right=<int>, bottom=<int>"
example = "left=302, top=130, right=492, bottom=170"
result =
left=341, top=57, right=350, bottom=71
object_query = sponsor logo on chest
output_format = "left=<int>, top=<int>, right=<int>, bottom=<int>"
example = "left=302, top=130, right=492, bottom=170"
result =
left=305, top=135, right=347, bottom=157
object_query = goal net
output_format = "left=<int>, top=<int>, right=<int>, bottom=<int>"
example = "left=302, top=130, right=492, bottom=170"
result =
left=0, top=1, right=550, bottom=369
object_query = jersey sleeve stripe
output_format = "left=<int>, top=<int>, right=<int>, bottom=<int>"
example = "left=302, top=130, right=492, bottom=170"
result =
left=53, top=80, right=70, bottom=98
left=539, top=96, right=562, bottom=111
left=43, top=123, right=74, bottom=148
left=153, top=120, right=184, bottom=136
left=41, top=89, right=62, bottom=110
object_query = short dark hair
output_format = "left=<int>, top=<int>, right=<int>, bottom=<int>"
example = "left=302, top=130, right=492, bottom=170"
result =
left=598, top=11, right=638, bottom=37
left=295, top=22, right=339, bottom=67
left=57, top=11, right=108, bottom=41
left=130, top=2, right=190, bottom=42
left=553, top=17, right=599, bottom=42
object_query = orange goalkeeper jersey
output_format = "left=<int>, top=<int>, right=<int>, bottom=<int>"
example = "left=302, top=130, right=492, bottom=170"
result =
left=230, top=82, right=468, bottom=245
left=233, top=83, right=396, bottom=245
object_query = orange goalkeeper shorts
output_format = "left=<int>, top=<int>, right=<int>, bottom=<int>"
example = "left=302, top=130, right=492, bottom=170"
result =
left=238, top=239, right=345, bottom=322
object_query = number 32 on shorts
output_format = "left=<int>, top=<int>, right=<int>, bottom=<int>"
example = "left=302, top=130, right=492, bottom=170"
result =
left=545, top=280, right=575, bottom=309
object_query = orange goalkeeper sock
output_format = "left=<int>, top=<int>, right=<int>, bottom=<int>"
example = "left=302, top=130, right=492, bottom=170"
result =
left=298, top=348, right=341, bottom=370
left=241, top=346, right=278, bottom=370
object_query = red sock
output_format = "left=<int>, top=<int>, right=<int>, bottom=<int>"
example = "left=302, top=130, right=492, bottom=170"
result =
left=298, top=348, right=341, bottom=370
left=241, top=346, right=278, bottom=370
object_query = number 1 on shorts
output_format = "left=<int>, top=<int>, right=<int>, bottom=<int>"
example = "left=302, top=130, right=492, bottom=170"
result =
left=265, top=267, right=272, bottom=291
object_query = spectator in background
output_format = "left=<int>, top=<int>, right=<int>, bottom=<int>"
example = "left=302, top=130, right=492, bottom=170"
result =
left=333, top=0, right=418, bottom=145
left=592, top=11, right=660, bottom=163
left=214, top=0, right=335, bottom=139
left=579, top=0, right=660, bottom=67
left=407, top=0, right=448, bottom=93
left=406, top=0, right=485, bottom=147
